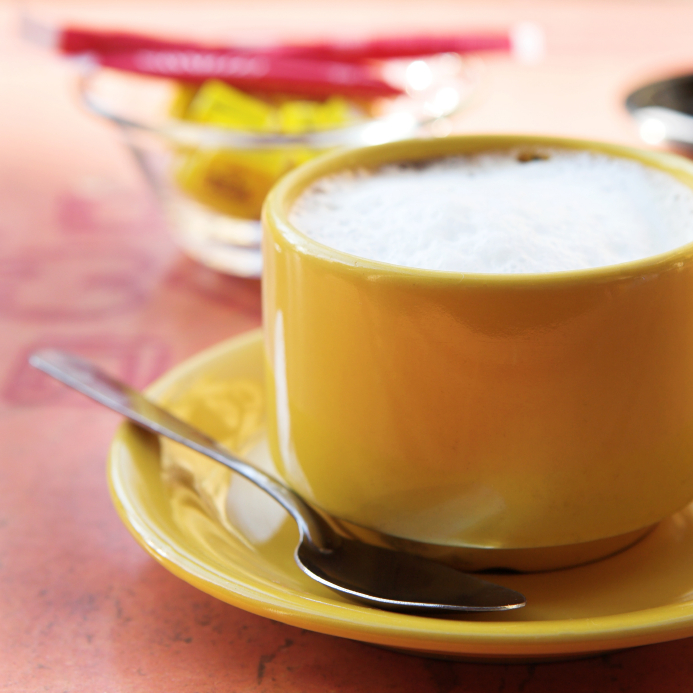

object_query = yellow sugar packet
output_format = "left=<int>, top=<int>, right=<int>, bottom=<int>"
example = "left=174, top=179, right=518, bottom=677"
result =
left=174, top=147, right=291, bottom=219
left=278, top=96, right=353, bottom=133
left=169, top=82, right=199, bottom=119
left=171, top=81, right=358, bottom=219
left=185, top=80, right=277, bottom=131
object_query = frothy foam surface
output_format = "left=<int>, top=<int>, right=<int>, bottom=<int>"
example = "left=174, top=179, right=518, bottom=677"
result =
left=289, top=150, right=693, bottom=273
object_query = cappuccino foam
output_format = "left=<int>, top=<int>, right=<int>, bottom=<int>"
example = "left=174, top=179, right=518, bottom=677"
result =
left=290, top=150, right=693, bottom=273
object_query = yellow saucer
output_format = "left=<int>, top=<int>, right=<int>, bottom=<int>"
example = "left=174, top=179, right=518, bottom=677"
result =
left=108, top=329, right=693, bottom=662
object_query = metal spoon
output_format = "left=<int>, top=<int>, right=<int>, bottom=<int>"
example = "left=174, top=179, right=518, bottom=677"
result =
left=29, top=349, right=525, bottom=614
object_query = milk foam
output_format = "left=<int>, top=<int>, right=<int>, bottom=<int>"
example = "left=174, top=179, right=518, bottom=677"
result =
left=289, top=150, right=693, bottom=273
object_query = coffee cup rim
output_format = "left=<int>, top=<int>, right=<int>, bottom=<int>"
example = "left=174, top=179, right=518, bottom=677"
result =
left=263, top=133, right=693, bottom=286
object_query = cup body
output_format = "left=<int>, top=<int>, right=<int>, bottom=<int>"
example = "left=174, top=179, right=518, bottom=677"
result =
left=262, top=135, right=693, bottom=570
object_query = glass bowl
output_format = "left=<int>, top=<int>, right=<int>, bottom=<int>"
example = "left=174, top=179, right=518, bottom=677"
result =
left=78, top=55, right=483, bottom=277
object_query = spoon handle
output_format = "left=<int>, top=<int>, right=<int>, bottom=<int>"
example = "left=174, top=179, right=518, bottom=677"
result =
left=29, top=349, right=333, bottom=550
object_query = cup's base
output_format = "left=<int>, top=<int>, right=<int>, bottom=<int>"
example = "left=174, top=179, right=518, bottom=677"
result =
left=329, top=518, right=657, bottom=573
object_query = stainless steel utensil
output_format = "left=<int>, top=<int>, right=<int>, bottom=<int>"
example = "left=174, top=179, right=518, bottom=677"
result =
left=30, top=349, right=525, bottom=614
left=626, top=74, right=693, bottom=149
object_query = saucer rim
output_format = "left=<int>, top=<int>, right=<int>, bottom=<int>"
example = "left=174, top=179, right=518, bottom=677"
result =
left=107, top=328, right=693, bottom=659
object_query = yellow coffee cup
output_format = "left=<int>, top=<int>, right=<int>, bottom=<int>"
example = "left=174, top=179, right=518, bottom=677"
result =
left=261, top=135, right=693, bottom=571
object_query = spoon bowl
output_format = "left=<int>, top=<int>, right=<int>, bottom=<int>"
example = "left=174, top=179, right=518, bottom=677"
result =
left=29, top=349, right=525, bottom=614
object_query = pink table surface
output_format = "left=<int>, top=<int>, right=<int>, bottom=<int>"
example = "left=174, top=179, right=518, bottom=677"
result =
left=4, top=1, right=693, bottom=690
